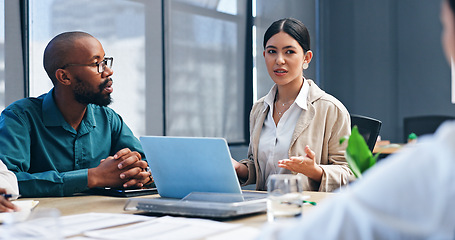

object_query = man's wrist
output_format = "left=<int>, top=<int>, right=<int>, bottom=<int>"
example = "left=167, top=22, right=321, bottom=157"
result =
left=87, top=168, right=98, bottom=188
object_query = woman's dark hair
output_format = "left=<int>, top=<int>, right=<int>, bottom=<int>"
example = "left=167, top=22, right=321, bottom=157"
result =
left=449, top=0, right=455, bottom=13
left=263, top=18, right=310, bottom=52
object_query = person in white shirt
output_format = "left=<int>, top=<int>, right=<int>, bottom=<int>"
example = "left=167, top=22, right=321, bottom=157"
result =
left=0, top=160, right=18, bottom=195
left=259, top=0, right=455, bottom=239
left=0, top=160, right=19, bottom=212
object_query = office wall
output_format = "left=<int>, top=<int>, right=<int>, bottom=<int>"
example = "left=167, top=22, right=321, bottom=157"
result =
left=320, top=0, right=455, bottom=143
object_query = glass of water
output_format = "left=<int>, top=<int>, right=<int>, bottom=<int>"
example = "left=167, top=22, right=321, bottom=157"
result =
left=267, top=174, right=304, bottom=222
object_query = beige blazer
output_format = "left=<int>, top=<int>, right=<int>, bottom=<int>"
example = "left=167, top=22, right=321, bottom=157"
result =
left=239, top=80, right=353, bottom=192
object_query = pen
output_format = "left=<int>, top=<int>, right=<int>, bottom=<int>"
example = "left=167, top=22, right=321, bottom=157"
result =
left=1, top=193, right=21, bottom=199
left=303, top=200, right=317, bottom=206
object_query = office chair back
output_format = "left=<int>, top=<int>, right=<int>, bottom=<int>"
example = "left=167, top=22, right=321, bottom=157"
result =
left=350, top=114, right=382, bottom=152
left=403, top=115, right=455, bottom=142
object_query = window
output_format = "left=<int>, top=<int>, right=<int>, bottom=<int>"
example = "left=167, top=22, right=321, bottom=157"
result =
left=28, top=0, right=248, bottom=143
left=28, top=0, right=146, bottom=136
left=163, top=0, right=248, bottom=143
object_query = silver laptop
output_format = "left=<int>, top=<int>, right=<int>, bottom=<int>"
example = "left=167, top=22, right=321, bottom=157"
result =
left=124, top=136, right=267, bottom=218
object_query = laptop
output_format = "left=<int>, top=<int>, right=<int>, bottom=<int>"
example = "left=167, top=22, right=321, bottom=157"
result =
left=124, top=136, right=267, bottom=218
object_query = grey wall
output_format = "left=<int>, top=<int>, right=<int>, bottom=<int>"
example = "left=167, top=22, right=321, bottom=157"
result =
left=320, top=0, right=455, bottom=143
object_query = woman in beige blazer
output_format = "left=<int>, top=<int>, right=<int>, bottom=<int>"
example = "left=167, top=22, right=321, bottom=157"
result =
left=232, top=18, right=353, bottom=192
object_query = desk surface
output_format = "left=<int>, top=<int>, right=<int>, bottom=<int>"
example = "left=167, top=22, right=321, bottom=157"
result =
left=373, top=143, right=404, bottom=155
left=24, top=191, right=334, bottom=228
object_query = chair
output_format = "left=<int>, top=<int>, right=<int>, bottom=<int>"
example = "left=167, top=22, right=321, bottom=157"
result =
left=350, top=114, right=382, bottom=152
left=403, top=115, right=455, bottom=142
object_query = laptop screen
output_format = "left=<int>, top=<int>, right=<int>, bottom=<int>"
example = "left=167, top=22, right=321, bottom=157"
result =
left=140, top=136, right=243, bottom=198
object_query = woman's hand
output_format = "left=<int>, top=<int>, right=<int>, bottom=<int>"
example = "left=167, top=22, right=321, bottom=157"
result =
left=231, top=158, right=248, bottom=180
left=278, top=145, right=323, bottom=182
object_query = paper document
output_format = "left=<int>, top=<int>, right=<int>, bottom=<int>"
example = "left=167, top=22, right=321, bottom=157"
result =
left=60, top=212, right=152, bottom=237
left=206, top=226, right=260, bottom=240
left=0, top=212, right=151, bottom=239
left=84, top=216, right=242, bottom=240
left=0, top=200, right=39, bottom=223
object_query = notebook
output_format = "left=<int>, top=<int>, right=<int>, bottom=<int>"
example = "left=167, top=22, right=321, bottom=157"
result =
left=124, top=136, right=267, bottom=218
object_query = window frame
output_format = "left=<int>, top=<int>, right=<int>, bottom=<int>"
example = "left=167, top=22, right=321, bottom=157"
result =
left=4, top=0, right=27, bottom=106
left=163, top=0, right=252, bottom=144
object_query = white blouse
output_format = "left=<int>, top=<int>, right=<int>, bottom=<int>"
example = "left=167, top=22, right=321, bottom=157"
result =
left=258, top=80, right=309, bottom=188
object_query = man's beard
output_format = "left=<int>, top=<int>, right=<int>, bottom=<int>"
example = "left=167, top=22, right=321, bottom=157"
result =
left=73, top=78, right=113, bottom=106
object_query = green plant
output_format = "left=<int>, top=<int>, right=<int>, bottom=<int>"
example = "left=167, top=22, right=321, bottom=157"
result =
left=339, top=126, right=380, bottom=178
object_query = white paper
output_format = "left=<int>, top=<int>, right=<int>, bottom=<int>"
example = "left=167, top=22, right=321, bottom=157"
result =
left=206, top=226, right=260, bottom=240
left=0, top=200, right=39, bottom=223
left=84, top=216, right=242, bottom=240
left=13, top=200, right=39, bottom=210
left=60, top=212, right=152, bottom=237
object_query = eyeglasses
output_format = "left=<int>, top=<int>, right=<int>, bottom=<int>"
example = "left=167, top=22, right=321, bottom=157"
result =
left=60, top=57, right=113, bottom=73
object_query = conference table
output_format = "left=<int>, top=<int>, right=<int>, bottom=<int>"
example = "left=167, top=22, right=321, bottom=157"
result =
left=15, top=191, right=334, bottom=238
left=372, top=141, right=406, bottom=161
left=373, top=143, right=404, bottom=155
left=30, top=190, right=333, bottom=226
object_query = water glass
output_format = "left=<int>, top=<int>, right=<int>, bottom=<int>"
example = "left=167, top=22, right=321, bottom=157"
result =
left=267, top=174, right=304, bottom=222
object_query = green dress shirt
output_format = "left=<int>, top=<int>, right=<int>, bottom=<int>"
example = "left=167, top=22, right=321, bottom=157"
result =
left=0, top=89, right=144, bottom=197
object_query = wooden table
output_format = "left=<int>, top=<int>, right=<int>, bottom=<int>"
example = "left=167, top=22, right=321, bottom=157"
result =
left=373, top=141, right=405, bottom=155
left=22, top=191, right=334, bottom=228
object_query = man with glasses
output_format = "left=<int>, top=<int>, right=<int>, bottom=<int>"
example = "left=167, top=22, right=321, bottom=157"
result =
left=0, top=31, right=152, bottom=197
